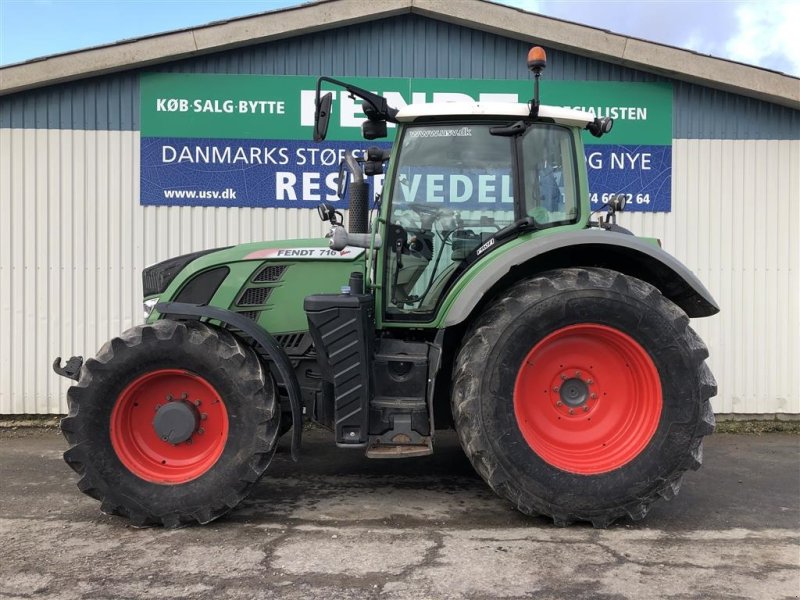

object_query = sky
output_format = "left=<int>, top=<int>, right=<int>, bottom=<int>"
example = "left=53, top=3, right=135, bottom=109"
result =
left=0, top=0, right=798, bottom=77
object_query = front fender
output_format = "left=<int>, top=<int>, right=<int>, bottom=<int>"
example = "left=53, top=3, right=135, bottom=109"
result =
left=155, top=302, right=303, bottom=461
left=440, top=229, right=719, bottom=327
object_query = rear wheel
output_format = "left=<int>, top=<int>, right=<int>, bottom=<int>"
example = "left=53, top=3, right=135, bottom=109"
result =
left=452, top=268, right=716, bottom=527
left=61, top=319, right=280, bottom=527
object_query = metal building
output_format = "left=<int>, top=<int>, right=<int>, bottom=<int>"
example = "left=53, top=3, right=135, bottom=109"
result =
left=1, top=0, right=798, bottom=416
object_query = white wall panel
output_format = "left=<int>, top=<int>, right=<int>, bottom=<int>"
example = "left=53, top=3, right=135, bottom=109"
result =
left=0, top=130, right=798, bottom=414
left=619, top=139, right=800, bottom=415
left=0, top=129, right=329, bottom=414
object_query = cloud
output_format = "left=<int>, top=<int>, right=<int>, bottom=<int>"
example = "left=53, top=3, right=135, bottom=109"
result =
left=498, top=0, right=799, bottom=76
left=725, top=1, right=800, bottom=75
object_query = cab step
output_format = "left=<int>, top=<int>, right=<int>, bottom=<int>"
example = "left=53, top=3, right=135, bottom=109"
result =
left=366, top=435, right=433, bottom=458
left=365, top=413, right=433, bottom=458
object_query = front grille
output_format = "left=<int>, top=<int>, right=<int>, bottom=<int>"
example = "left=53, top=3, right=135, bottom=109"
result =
left=253, top=265, right=287, bottom=282
left=239, top=310, right=260, bottom=321
left=238, top=287, right=272, bottom=306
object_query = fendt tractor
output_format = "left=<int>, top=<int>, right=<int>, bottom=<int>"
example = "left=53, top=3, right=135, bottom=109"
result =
left=54, top=48, right=718, bottom=528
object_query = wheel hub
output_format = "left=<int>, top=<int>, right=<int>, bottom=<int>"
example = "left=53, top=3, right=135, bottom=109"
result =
left=559, top=377, right=589, bottom=407
left=153, top=399, right=199, bottom=444
left=552, top=369, right=598, bottom=416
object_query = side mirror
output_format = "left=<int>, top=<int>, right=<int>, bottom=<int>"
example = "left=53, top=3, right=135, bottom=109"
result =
left=313, top=92, right=333, bottom=142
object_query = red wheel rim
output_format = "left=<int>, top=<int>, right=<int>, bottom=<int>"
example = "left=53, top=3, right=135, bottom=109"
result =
left=110, top=369, right=228, bottom=484
left=513, top=324, right=662, bottom=475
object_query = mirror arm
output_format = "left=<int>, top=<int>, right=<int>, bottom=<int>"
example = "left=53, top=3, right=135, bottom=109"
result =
left=315, top=76, right=399, bottom=123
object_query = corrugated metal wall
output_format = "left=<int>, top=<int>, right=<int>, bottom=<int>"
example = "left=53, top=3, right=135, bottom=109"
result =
left=0, top=129, right=329, bottom=414
left=624, top=139, right=800, bottom=414
left=1, top=13, right=798, bottom=414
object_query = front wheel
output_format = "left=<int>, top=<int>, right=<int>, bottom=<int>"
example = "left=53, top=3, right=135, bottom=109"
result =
left=61, top=319, right=280, bottom=527
left=452, top=268, right=716, bottom=527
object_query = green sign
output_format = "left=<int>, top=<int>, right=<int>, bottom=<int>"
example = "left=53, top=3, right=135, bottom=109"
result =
left=140, top=73, right=672, bottom=145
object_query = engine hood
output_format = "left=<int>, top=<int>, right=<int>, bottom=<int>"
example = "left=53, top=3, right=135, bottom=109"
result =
left=146, top=237, right=368, bottom=335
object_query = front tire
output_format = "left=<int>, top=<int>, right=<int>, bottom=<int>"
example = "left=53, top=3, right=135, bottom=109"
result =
left=61, top=319, right=280, bottom=527
left=452, top=268, right=716, bottom=527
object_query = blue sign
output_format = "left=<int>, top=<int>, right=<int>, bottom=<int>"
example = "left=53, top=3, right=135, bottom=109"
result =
left=140, top=138, right=374, bottom=207
left=141, top=138, right=670, bottom=212
left=585, top=145, right=671, bottom=211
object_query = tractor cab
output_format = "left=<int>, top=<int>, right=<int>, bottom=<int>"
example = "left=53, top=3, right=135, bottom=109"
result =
left=382, top=106, right=586, bottom=320
left=312, top=53, right=613, bottom=326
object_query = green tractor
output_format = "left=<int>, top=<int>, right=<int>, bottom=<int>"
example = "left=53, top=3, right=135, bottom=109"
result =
left=54, top=48, right=717, bottom=528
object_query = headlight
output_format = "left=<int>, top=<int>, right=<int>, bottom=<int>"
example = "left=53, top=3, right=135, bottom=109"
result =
left=143, top=297, right=159, bottom=320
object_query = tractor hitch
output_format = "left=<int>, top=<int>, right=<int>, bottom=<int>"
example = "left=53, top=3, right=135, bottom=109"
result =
left=53, top=356, right=84, bottom=381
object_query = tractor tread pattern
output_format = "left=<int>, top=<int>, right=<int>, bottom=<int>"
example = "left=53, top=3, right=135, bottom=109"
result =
left=61, top=319, right=280, bottom=528
left=451, top=267, right=716, bottom=528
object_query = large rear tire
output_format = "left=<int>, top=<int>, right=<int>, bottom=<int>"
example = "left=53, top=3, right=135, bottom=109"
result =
left=452, top=268, right=716, bottom=527
left=61, top=319, right=280, bottom=527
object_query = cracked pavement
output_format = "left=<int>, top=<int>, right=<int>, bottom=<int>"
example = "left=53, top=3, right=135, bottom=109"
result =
left=1, top=428, right=798, bottom=599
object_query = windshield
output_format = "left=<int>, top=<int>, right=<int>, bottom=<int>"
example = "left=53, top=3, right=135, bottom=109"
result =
left=384, top=121, right=579, bottom=319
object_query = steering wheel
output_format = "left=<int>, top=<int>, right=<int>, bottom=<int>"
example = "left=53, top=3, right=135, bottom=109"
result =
left=393, top=203, right=455, bottom=230
left=394, top=202, right=451, bottom=215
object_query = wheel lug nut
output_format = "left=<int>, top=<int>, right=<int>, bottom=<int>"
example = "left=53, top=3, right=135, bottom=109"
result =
left=165, top=394, right=173, bottom=402
left=553, top=387, right=560, bottom=392
left=180, top=392, right=188, bottom=401
left=575, top=371, right=581, bottom=378
left=568, top=409, right=574, bottom=415
left=587, top=379, right=594, bottom=385
left=193, top=399, right=201, bottom=407
left=154, top=404, right=161, bottom=411
left=197, top=428, right=205, bottom=435
left=556, top=401, right=563, bottom=407
left=200, top=413, right=208, bottom=420
left=185, top=438, right=193, bottom=445
left=560, top=374, right=567, bottom=380
left=583, top=406, right=590, bottom=412
left=591, top=393, right=597, bottom=399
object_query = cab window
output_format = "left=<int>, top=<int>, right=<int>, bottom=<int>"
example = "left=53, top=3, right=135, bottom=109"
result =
left=385, top=123, right=515, bottom=317
left=520, top=124, right=579, bottom=225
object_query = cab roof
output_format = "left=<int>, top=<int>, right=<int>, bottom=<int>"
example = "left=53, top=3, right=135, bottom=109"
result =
left=395, top=103, right=595, bottom=128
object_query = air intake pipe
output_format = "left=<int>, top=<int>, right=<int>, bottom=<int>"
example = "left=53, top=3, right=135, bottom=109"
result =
left=341, top=151, right=369, bottom=234
left=349, top=181, right=369, bottom=234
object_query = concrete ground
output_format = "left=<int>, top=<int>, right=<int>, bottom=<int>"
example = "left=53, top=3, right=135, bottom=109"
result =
left=0, top=428, right=798, bottom=600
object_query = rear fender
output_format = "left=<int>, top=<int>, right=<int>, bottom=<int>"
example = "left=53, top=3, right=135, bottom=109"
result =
left=441, top=229, right=719, bottom=327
